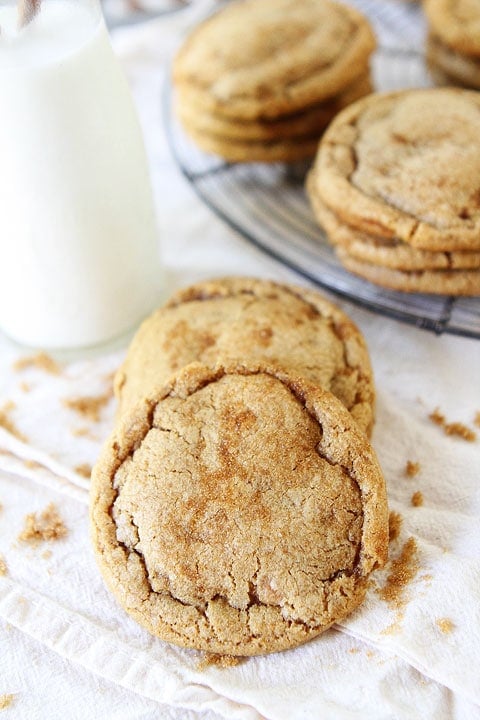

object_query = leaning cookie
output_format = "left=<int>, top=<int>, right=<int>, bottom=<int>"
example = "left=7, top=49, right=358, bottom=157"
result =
left=91, top=362, right=388, bottom=656
left=114, top=277, right=376, bottom=436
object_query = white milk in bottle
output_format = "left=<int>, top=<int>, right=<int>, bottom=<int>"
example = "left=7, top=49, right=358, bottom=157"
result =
left=0, top=0, right=163, bottom=348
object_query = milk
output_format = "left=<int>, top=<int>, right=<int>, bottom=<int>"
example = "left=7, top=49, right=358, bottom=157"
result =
left=0, top=0, right=162, bottom=349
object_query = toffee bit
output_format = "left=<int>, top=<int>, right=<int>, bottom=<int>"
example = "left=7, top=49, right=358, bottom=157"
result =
left=13, top=351, right=60, bottom=375
left=18, top=503, right=67, bottom=545
left=405, top=460, right=420, bottom=478
left=411, top=491, right=424, bottom=507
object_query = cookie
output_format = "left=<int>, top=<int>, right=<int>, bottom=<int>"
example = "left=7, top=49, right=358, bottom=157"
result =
left=91, top=361, right=388, bottom=656
left=310, top=88, right=480, bottom=253
left=337, top=250, right=480, bottom=295
left=173, top=0, right=375, bottom=162
left=114, top=277, right=375, bottom=436
left=308, top=179, right=480, bottom=271
left=423, top=0, right=480, bottom=58
left=173, top=0, right=376, bottom=121
left=426, top=33, right=480, bottom=90
left=176, top=73, right=372, bottom=144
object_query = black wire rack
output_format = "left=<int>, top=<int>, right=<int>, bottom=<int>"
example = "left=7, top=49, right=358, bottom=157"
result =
left=164, top=0, right=480, bottom=339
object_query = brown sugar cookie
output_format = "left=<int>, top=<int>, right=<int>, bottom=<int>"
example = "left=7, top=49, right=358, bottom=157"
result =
left=90, top=362, right=388, bottom=656
left=337, top=251, right=480, bottom=295
left=307, top=180, right=480, bottom=271
left=426, top=33, right=480, bottom=90
left=173, top=0, right=375, bottom=161
left=114, top=277, right=375, bottom=436
left=177, top=73, right=372, bottom=144
left=309, top=88, right=480, bottom=254
left=423, top=0, right=480, bottom=59
left=173, top=0, right=376, bottom=120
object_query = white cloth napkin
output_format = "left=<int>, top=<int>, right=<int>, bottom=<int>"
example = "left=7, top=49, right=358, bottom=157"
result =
left=1, top=4, right=480, bottom=719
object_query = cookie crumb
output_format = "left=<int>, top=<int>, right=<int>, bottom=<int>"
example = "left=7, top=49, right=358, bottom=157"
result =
left=474, top=412, right=480, bottom=428
left=42, top=550, right=52, bottom=560
left=429, top=408, right=476, bottom=441
left=197, top=653, right=244, bottom=670
left=19, top=381, right=31, bottom=393
left=71, top=426, right=96, bottom=439
left=14, top=352, right=60, bottom=375
left=18, top=503, right=67, bottom=545
left=411, top=491, right=424, bottom=507
left=429, top=407, right=445, bottom=426
left=0, top=694, right=14, bottom=711
left=63, top=391, right=111, bottom=423
left=405, top=460, right=420, bottom=477
left=378, top=537, right=419, bottom=606
left=0, top=554, right=7, bottom=576
left=24, top=459, right=43, bottom=471
left=349, top=647, right=360, bottom=654
left=0, top=402, right=27, bottom=443
left=75, top=463, right=92, bottom=479
left=436, top=618, right=455, bottom=634
left=388, top=511, right=403, bottom=542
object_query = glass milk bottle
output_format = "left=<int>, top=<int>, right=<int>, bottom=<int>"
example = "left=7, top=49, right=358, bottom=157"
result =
left=0, top=0, right=163, bottom=349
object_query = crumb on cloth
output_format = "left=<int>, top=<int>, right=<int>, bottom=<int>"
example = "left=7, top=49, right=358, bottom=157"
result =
left=436, top=618, right=455, bottom=634
left=474, top=412, right=480, bottom=428
left=197, top=653, right=244, bottom=670
left=405, top=460, right=420, bottom=478
left=429, top=408, right=476, bottom=442
left=0, top=694, right=15, bottom=711
left=75, top=463, right=92, bottom=479
left=18, top=503, right=67, bottom=545
left=13, top=352, right=60, bottom=375
left=0, top=402, right=28, bottom=443
left=411, top=491, right=424, bottom=507
left=0, top=555, right=7, bottom=576
left=378, top=537, right=419, bottom=606
left=388, top=511, right=402, bottom=543
left=63, top=391, right=111, bottom=423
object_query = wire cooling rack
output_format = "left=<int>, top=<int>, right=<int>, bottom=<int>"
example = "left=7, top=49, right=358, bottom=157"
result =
left=164, top=0, right=480, bottom=339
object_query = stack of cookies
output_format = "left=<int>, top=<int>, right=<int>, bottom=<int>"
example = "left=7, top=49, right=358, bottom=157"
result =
left=424, top=0, right=480, bottom=89
left=173, top=0, right=376, bottom=163
left=307, top=88, right=480, bottom=295
left=90, top=277, right=389, bottom=656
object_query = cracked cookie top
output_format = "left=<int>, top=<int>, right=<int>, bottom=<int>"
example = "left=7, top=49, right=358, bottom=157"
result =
left=114, top=277, right=375, bottom=436
left=312, top=88, right=480, bottom=251
left=91, top=362, right=388, bottom=656
left=173, top=0, right=375, bottom=119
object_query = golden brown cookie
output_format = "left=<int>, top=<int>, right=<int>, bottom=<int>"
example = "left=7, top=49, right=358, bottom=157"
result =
left=173, top=0, right=376, bottom=121
left=310, top=88, right=480, bottom=254
left=337, top=250, right=480, bottom=295
left=91, top=361, right=388, bottom=656
left=114, top=277, right=375, bottom=436
left=308, top=179, right=480, bottom=271
left=177, top=73, right=372, bottom=144
left=426, top=33, right=480, bottom=90
left=423, top=0, right=480, bottom=58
